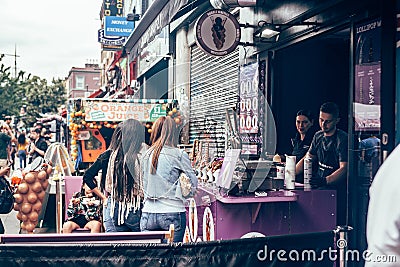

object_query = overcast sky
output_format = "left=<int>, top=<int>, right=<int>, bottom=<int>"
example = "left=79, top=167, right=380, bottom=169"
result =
left=0, top=0, right=102, bottom=82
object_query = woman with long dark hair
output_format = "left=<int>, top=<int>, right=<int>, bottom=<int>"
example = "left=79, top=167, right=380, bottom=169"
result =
left=105, top=119, right=148, bottom=231
left=83, top=119, right=148, bottom=232
left=140, top=116, right=198, bottom=242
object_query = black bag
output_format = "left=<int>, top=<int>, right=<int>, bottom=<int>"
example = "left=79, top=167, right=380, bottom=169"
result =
left=0, top=176, right=14, bottom=214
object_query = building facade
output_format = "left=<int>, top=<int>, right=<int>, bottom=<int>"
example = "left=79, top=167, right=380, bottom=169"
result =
left=66, top=63, right=101, bottom=98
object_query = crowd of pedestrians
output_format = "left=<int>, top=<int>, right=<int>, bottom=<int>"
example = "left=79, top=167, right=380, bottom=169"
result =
left=0, top=116, right=50, bottom=234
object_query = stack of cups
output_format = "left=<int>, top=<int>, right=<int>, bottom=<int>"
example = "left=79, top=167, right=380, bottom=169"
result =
left=303, top=156, right=312, bottom=191
left=285, top=156, right=296, bottom=190
left=276, top=163, right=285, bottom=180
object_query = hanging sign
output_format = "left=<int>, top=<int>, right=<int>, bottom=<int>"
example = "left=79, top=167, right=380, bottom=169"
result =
left=104, top=16, right=135, bottom=37
left=195, top=9, right=241, bottom=56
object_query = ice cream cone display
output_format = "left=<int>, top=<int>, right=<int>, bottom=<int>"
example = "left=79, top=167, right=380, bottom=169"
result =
left=188, top=198, right=198, bottom=242
left=183, top=226, right=191, bottom=243
left=202, top=207, right=215, bottom=241
left=13, top=162, right=52, bottom=233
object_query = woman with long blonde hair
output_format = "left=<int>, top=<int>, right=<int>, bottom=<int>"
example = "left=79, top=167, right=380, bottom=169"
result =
left=140, top=116, right=197, bottom=242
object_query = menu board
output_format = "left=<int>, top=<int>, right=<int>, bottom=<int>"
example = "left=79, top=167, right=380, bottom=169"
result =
left=238, top=61, right=265, bottom=156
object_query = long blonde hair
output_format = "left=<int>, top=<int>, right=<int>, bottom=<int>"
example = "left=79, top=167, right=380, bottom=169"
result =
left=149, top=116, right=179, bottom=174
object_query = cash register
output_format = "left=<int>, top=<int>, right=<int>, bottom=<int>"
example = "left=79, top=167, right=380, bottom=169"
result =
left=242, top=160, right=284, bottom=193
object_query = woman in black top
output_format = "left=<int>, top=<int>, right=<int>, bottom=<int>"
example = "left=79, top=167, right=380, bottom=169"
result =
left=291, top=109, right=315, bottom=183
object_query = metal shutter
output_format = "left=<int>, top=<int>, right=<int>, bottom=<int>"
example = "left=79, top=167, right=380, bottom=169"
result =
left=189, top=45, right=239, bottom=157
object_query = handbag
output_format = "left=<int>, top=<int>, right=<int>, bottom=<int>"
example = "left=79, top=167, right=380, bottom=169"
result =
left=179, top=172, right=192, bottom=198
left=0, top=176, right=14, bottom=214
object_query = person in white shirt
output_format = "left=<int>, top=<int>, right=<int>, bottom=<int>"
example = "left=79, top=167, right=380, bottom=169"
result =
left=365, top=144, right=400, bottom=267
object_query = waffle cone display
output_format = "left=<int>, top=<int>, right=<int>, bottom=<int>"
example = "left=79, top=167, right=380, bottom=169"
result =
left=13, top=163, right=52, bottom=233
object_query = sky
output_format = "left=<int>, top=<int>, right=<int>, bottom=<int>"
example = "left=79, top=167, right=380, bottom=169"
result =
left=0, top=0, right=103, bottom=82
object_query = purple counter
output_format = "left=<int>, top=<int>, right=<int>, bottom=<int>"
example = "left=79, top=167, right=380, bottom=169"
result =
left=192, top=184, right=336, bottom=240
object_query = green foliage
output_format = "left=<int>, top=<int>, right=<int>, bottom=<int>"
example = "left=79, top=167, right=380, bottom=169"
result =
left=0, top=55, right=67, bottom=127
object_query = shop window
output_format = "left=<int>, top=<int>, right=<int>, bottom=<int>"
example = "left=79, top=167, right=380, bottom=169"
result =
left=84, top=131, right=103, bottom=151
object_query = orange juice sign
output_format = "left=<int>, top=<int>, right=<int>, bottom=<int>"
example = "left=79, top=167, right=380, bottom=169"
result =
left=83, top=100, right=166, bottom=122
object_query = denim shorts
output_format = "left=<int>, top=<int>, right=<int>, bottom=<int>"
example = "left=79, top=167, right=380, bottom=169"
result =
left=140, top=212, right=186, bottom=242
left=112, top=204, right=141, bottom=232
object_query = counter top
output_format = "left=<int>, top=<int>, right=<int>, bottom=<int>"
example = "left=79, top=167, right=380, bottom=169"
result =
left=199, top=183, right=298, bottom=204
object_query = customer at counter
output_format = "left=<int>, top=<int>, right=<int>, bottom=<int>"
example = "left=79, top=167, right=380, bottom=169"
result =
left=290, top=109, right=315, bottom=183
left=141, top=117, right=198, bottom=242
left=295, top=102, right=348, bottom=224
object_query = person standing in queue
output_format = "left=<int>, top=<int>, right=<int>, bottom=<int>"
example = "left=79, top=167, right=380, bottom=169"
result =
left=106, top=119, right=148, bottom=232
left=296, top=102, right=348, bottom=225
left=29, top=127, right=48, bottom=162
left=140, top=116, right=198, bottom=242
left=290, top=109, right=315, bottom=183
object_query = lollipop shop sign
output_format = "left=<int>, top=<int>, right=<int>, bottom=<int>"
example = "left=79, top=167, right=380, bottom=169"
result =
left=82, top=99, right=166, bottom=122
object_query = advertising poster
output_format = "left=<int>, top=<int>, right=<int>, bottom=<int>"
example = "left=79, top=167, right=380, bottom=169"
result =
left=239, top=62, right=259, bottom=134
left=238, top=61, right=266, bottom=156
left=354, top=18, right=381, bottom=131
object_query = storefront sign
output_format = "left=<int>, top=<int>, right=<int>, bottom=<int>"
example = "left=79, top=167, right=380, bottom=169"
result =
left=195, top=9, right=241, bottom=56
left=125, top=0, right=189, bottom=60
left=103, top=0, right=124, bottom=16
left=105, top=16, right=134, bottom=37
left=82, top=100, right=167, bottom=122
left=98, top=29, right=127, bottom=46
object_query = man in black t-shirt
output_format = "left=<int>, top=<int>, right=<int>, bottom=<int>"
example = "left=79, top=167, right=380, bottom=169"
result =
left=296, top=102, right=348, bottom=225
left=29, top=128, right=48, bottom=162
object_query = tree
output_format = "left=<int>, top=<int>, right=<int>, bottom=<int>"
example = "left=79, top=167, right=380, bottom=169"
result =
left=0, top=55, right=67, bottom=128
left=0, top=58, right=25, bottom=118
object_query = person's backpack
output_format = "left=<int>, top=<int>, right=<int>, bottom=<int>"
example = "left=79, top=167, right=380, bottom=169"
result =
left=0, top=176, right=14, bottom=214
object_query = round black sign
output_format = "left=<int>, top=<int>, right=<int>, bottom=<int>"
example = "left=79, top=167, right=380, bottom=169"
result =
left=195, top=9, right=241, bottom=56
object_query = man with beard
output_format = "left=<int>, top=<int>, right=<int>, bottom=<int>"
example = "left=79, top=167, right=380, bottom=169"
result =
left=296, top=102, right=348, bottom=225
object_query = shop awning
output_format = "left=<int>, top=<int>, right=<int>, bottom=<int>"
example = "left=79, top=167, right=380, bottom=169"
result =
left=88, top=89, right=104, bottom=98
left=124, top=0, right=190, bottom=60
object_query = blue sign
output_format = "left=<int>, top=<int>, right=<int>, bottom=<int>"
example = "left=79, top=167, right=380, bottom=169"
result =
left=105, top=16, right=134, bottom=37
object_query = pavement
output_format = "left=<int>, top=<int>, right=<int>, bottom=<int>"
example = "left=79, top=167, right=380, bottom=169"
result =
left=0, top=210, right=20, bottom=234
left=1, top=158, right=25, bottom=234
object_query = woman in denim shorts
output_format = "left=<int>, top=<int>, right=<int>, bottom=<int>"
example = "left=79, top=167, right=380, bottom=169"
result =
left=141, top=117, right=198, bottom=242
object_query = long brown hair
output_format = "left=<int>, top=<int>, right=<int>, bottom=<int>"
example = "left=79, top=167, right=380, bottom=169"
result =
left=149, top=116, right=179, bottom=174
left=150, top=116, right=166, bottom=145
left=112, top=119, right=145, bottom=201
